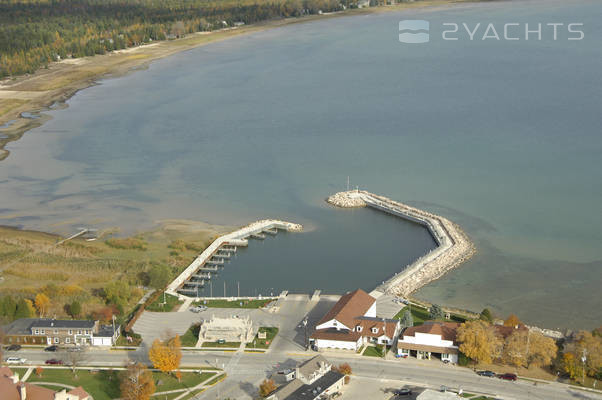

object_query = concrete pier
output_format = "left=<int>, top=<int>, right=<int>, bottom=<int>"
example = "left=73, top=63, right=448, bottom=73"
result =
left=167, top=219, right=303, bottom=297
left=327, top=191, right=475, bottom=297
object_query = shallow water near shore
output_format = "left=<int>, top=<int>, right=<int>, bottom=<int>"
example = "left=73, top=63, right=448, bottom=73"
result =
left=1, top=0, right=601, bottom=328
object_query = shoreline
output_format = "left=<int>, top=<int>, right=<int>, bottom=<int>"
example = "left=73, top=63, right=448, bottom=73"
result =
left=327, top=190, right=476, bottom=297
left=0, top=0, right=479, bottom=161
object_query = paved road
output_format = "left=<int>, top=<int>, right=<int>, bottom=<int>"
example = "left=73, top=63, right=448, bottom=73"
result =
left=6, top=296, right=602, bottom=400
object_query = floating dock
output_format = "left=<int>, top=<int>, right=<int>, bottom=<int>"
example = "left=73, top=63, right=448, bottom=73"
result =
left=327, top=190, right=475, bottom=297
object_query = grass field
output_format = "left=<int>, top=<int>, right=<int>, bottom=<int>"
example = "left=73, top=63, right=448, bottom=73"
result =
left=201, top=341, right=240, bottom=348
left=146, top=292, right=183, bottom=312
left=181, top=324, right=200, bottom=347
left=249, top=327, right=278, bottom=349
left=394, top=304, right=467, bottom=326
left=363, top=346, right=385, bottom=357
left=194, top=298, right=274, bottom=309
left=25, top=368, right=215, bottom=400
left=0, top=224, right=219, bottom=319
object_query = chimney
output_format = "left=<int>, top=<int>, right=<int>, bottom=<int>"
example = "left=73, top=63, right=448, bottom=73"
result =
left=17, top=382, right=26, bottom=400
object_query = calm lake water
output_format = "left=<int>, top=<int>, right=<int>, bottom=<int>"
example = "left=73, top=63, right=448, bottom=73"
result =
left=1, top=0, right=601, bottom=329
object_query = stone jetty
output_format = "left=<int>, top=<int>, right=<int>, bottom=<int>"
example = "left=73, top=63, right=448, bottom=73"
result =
left=328, top=190, right=475, bottom=297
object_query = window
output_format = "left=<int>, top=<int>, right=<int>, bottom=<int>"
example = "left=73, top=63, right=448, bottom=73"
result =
left=77, top=330, right=82, bottom=335
left=66, top=337, right=71, bottom=344
left=84, top=330, right=89, bottom=335
left=54, top=329, right=58, bottom=334
left=40, top=329, right=45, bottom=334
left=371, top=327, right=378, bottom=334
left=34, top=329, right=39, bottom=335
left=356, top=326, right=362, bottom=332
left=68, top=330, right=73, bottom=335
left=54, top=337, right=59, bottom=344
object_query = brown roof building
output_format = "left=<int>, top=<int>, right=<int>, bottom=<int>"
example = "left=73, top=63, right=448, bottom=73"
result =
left=397, top=321, right=461, bottom=363
left=310, top=289, right=400, bottom=351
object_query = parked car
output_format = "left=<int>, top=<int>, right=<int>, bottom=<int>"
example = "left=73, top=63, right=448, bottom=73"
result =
left=45, top=358, right=64, bottom=365
left=393, top=388, right=412, bottom=396
left=5, top=344, right=21, bottom=351
left=216, top=339, right=226, bottom=344
left=477, top=370, right=496, bottom=377
left=395, top=354, right=409, bottom=358
left=498, top=373, right=518, bottom=381
left=190, top=305, right=207, bottom=313
left=67, top=346, right=83, bottom=352
left=5, top=357, right=26, bottom=365
left=45, top=345, right=59, bottom=352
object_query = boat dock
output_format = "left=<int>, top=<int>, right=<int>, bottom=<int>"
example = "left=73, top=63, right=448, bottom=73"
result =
left=166, top=219, right=303, bottom=297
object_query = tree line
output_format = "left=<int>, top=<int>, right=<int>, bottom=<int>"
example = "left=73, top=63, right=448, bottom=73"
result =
left=0, top=0, right=345, bottom=78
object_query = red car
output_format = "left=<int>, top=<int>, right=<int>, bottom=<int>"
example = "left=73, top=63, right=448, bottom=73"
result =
left=498, top=373, right=518, bottom=381
left=45, top=359, right=64, bottom=365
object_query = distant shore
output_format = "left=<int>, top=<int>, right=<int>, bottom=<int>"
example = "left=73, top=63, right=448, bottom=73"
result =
left=0, top=0, right=481, bottom=161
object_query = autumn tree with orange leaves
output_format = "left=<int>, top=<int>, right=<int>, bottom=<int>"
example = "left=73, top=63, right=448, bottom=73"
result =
left=34, top=293, right=51, bottom=317
left=120, top=362, right=155, bottom=400
left=148, top=335, right=182, bottom=378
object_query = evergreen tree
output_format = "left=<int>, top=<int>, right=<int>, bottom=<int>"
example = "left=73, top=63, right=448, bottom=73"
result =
left=14, top=298, right=34, bottom=319
left=479, top=308, right=493, bottom=323
left=429, top=304, right=444, bottom=320
left=401, top=309, right=413, bottom=327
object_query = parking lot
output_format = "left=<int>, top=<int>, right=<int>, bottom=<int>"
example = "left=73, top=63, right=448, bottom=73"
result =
left=343, top=376, right=425, bottom=400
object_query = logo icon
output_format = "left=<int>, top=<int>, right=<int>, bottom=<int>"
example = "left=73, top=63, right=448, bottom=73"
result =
left=399, top=20, right=430, bottom=43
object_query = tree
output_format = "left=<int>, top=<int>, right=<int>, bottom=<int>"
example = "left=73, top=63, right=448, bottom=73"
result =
left=120, top=362, right=156, bottom=400
left=15, top=299, right=34, bottom=319
left=479, top=308, right=493, bottom=323
left=64, top=347, right=88, bottom=376
left=336, top=363, right=352, bottom=383
left=527, top=332, right=557, bottom=368
left=259, top=379, right=277, bottom=397
left=35, top=366, right=43, bottom=377
left=171, top=21, right=186, bottom=38
left=574, top=330, right=602, bottom=377
left=1, top=296, right=17, bottom=320
left=456, top=320, right=501, bottom=364
left=429, top=304, right=444, bottom=320
left=504, top=314, right=522, bottom=327
left=35, top=293, right=51, bottom=317
left=563, top=352, right=580, bottom=380
left=69, top=301, right=82, bottom=318
left=401, top=309, right=413, bottom=328
left=148, top=335, right=182, bottom=375
left=148, top=264, right=171, bottom=290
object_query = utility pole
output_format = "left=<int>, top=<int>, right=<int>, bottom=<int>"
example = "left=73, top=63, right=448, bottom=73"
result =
left=347, top=176, right=350, bottom=191
left=224, top=281, right=226, bottom=297
left=237, top=281, right=240, bottom=297
left=210, top=280, right=212, bottom=297
left=302, top=316, right=308, bottom=351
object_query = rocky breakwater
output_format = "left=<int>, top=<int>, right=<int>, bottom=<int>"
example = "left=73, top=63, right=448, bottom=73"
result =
left=327, top=190, right=475, bottom=297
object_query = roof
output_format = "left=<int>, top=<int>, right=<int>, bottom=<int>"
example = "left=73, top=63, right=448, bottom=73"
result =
left=30, top=319, right=96, bottom=329
left=494, top=324, right=528, bottom=339
left=2, top=318, right=40, bottom=335
left=397, top=342, right=458, bottom=354
left=417, top=389, right=459, bottom=399
left=316, top=289, right=375, bottom=329
left=354, top=317, right=398, bottom=339
left=68, top=386, right=91, bottom=399
left=297, top=355, right=329, bottom=379
left=96, top=324, right=119, bottom=337
left=0, top=367, right=13, bottom=378
left=402, top=321, right=460, bottom=343
left=271, top=378, right=305, bottom=399
left=282, top=370, right=345, bottom=400
left=310, top=328, right=361, bottom=342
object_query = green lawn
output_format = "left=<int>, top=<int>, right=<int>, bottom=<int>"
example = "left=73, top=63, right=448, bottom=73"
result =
left=248, top=327, right=278, bottom=349
left=201, top=341, right=240, bottom=348
left=460, top=393, right=476, bottom=398
left=363, top=346, right=385, bottom=357
left=194, top=298, right=273, bottom=308
left=26, top=368, right=214, bottom=400
left=146, top=292, right=184, bottom=312
left=181, top=324, right=200, bottom=347
left=394, top=305, right=467, bottom=326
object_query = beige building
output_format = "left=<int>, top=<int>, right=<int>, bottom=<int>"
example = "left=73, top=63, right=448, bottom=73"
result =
left=199, top=315, right=254, bottom=343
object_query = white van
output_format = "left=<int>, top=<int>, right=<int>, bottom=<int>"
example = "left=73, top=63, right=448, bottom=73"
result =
left=5, top=356, right=26, bottom=364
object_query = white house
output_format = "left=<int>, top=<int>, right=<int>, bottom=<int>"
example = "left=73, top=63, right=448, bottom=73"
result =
left=268, top=355, right=345, bottom=400
left=397, top=321, right=460, bottom=363
left=310, top=289, right=400, bottom=351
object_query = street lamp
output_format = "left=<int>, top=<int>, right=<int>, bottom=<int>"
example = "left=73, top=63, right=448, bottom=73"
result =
left=581, top=349, right=587, bottom=384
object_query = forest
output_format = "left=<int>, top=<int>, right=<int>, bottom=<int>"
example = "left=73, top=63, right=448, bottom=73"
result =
left=0, top=0, right=347, bottom=78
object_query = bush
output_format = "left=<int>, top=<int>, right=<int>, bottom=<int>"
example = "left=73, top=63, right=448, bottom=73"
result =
left=105, top=238, right=147, bottom=251
left=458, top=352, right=471, bottom=366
